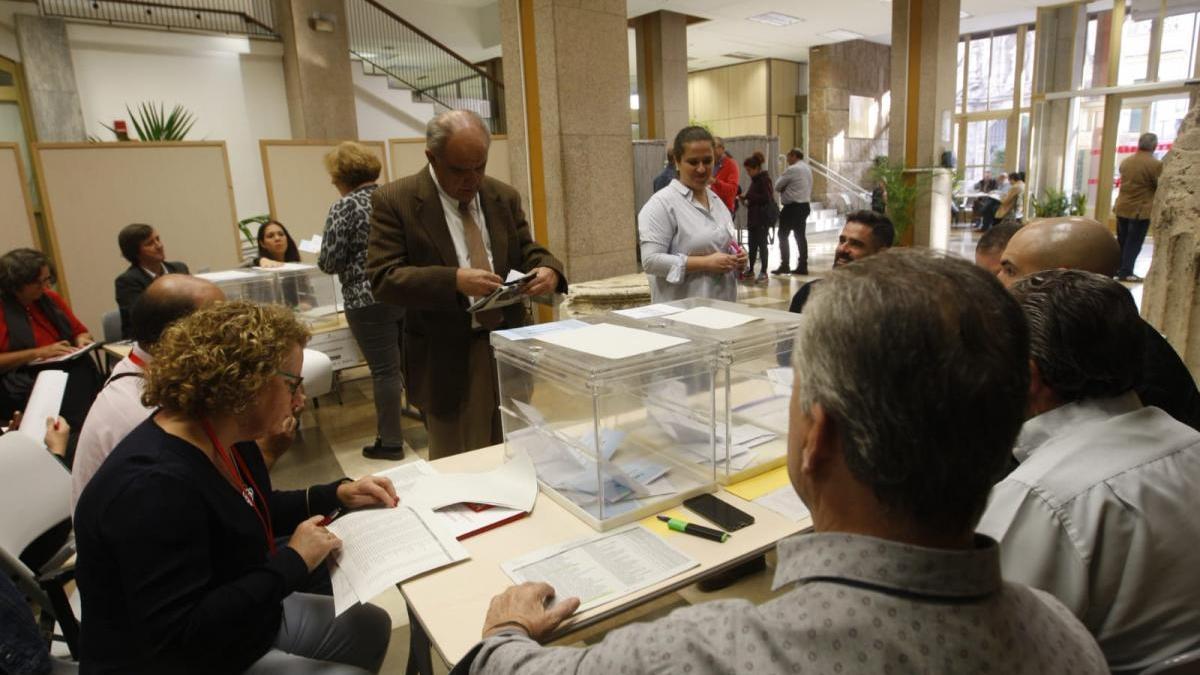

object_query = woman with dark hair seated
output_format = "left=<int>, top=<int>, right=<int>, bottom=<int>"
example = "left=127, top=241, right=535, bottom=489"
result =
left=246, top=221, right=314, bottom=309
left=114, top=223, right=190, bottom=339
left=74, top=300, right=395, bottom=674
left=0, top=248, right=101, bottom=454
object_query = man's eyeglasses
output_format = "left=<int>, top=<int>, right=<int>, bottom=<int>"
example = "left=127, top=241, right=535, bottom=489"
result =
left=276, top=370, right=304, bottom=396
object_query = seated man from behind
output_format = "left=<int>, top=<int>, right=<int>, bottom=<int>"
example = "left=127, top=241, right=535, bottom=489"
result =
left=72, top=274, right=224, bottom=511
left=788, top=210, right=893, bottom=313
left=997, top=216, right=1200, bottom=431
left=979, top=269, right=1200, bottom=673
left=460, top=249, right=1105, bottom=674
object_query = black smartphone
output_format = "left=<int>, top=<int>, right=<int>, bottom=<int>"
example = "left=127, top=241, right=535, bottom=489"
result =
left=683, top=493, right=755, bottom=532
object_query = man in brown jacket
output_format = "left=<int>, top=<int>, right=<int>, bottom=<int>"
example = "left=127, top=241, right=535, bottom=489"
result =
left=367, top=110, right=567, bottom=458
left=1112, top=132, right=1163, bottom=282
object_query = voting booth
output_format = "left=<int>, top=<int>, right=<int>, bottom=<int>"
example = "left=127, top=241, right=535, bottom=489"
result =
left=195, top=264, right=341, bottom=330
left=611, top=299, right=803, bottom=484
left=492, top=316, right=719, bottom=531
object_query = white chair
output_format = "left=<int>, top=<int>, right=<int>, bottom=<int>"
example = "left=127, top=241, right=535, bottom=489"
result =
left=301, top=347, right=333, bottom=404
left=0, top=432, right=79, bottom=658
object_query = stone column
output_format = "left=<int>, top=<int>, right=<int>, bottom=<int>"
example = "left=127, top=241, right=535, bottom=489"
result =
left=15, top=15, right=85, bottom=142
left=889, top=0, right=959, bottom=248
left=1029, top=3, right=1087, bottom=198
left=274, top=0, right=358, bottom=139
left=499, top=0, right=638, bottom=285
left=631, top=10, right=689, bottom=141
left=1143, top=102, right=1200, bottom=381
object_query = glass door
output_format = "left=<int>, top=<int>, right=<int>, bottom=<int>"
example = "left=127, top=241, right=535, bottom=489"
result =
left=1109, top=93, right=1191, bottom=212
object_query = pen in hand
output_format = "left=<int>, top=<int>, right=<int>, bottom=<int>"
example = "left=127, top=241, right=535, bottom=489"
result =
left=657, top=515, right=730, bottom=543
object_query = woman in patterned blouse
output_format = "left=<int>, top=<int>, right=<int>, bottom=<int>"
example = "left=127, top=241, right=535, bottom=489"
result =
left=319, top=142, right=406, bottom=461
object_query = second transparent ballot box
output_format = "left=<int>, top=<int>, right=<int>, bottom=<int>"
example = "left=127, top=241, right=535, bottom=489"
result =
left=195, top=269, right=281, bottom=305
left=256, top=263, right=341, bottom=330
left=610, top=297, right=804, bottom=484
left=491, top=317, right=719, bottom=531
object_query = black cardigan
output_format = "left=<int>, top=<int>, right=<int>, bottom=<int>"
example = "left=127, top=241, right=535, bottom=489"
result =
left=74, top=417, right=343, bottom=674
left=114, top=261, right=190, bottom=339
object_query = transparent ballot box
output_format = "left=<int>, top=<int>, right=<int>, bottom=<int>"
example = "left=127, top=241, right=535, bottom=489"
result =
left=196, top=265, right=341, bottom=330
left=610, top=298, right=803, bottom=484
left=491, top=317, right=719, bottom=531
left=257, top=263, right=341, bottom=330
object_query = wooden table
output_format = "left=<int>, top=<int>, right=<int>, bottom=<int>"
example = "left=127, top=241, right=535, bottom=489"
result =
left=400, top=444, right=810, bottom=672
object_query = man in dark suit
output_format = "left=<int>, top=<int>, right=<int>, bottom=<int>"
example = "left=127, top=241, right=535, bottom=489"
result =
left=114, top=224, right=189, bottom=339
left=367, top=110, right=567, bottom=459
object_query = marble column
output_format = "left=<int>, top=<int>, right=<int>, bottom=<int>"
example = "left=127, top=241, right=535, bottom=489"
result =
left=632, top=10, right=689, bottom=141
left=889, top=0, right=959, bottom=248
left=1143, top=102, right=1200, bottom=382
left=499, top=0, right=638, bottom=285
left=15, top=15, right=85, bottom=142
left=274, top=0, right=358, bottom=139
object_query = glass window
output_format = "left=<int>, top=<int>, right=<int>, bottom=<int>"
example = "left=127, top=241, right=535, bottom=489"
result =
left=957, top=40, right=966, bottom=113
left=1159, top=12, right=1199, bottom=81
left=1119, top=15, right=1155, bottom=85
left=989, top=33, right=1017, bottom=109
left=967, top=37, right=990, bottom=112
left=1021, top=29, right=1036, bottom=105
left=1082, top=18, right=1099, bottom=88
left=963, top=118, right=1008, bottom=182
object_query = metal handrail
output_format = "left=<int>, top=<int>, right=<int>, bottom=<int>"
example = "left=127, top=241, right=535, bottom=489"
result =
left=806, top=157, right=871, bottom=198
left=354, top=0, right=502, bottom=93
left=38, top=0, right=276, bottom=37
left=352, top=51, right=456, bottom=112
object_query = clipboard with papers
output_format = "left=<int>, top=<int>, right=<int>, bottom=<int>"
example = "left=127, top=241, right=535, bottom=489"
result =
left=467, top=270, right=536, bottom=314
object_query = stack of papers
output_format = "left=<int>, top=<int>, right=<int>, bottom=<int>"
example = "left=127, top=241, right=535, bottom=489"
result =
left=494, top=319, right=590, bottom=341
left=327, top=453, right=539, bottom=615
left=613, top=303, right=685, bottom=319
left=502, top=524, right=698, bottom=613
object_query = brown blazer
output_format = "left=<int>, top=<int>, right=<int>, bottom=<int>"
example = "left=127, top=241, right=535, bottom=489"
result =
left=366, top=167, right=567, bottom=415
left=1113, top=151, right=1162, bottom=221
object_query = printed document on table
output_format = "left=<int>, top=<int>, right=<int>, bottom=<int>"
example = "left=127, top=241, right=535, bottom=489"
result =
left=326, top=505, right=467, bottom=615
left=17, top=370, right=67, bottom=442
left=668, top=306, right=762, bottom=330
left=493, top=319, right=590, bottom=341
left=502, top=524, right=698, bottom=613
left=535, top=323, right=690, bottom=360
left=754, top=485, right=811, bottom=522
left=612, top=303, right=686, bottom=319
left=403, top=449, right=538, bottom=513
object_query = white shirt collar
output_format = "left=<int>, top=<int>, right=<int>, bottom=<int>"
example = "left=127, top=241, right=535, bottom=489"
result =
left=1015, top=391, right=1142, bottom=462
left=428, top=164, right=481, bottom=215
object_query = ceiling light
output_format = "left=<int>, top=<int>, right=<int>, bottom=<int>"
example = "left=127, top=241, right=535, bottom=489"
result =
left=747, top=12, right=803, bottom=26
left=721, top=51, right=759, bottom=60
left=819, top=29, right=865, bottom=41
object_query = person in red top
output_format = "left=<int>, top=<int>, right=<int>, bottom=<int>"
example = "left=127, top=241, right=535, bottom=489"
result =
left=0, top=248, right=100, bottom=462
left=711, top=137, right=740, bottom=214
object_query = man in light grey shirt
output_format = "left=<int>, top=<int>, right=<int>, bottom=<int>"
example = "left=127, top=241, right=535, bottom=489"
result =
left=772, top=148, right=813, bottom=275
left=461, top=250, right=1105, bottom=674
left=978, top=269, right=1200, bottom=674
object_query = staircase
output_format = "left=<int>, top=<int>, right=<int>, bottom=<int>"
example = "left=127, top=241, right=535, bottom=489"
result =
left=345, top=0, right=505, bottom=133
left=805, top=202, right=844, bottom=234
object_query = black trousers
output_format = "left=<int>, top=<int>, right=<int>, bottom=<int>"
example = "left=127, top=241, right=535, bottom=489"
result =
left=1116, top=217, right=1150, bottom=278
left=747, top=226, right=770, bottom=274
left=777, top=202, right=810, bottom=272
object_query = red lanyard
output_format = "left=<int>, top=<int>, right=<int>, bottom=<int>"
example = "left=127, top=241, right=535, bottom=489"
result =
left=200, top=418, right=276, bottom=554
left=128, top=351, right=146, bottom=368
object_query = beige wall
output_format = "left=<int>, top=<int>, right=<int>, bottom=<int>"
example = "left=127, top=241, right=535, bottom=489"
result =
left=688, top=60, right=768, bottom=136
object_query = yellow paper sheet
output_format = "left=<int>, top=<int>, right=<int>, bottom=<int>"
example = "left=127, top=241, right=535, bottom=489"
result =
left=725, top=466, right=791, bottom=501
left=640, top=508, right=690, bottom=537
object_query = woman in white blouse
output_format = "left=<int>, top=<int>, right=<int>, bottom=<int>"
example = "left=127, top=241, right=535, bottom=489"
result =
left=638, top=126, right=746, bottom=302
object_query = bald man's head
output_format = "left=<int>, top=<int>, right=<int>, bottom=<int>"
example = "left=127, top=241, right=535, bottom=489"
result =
left=131, top=275, right=225, bottom=347
left=996, top=217, right=1121, bottom=288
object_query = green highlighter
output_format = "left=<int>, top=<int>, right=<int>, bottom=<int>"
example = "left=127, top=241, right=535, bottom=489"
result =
left=657, top=515, right=730, bottom=543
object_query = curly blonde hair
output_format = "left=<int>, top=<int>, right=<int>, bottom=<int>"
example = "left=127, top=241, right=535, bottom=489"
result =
left=142, top=300, right=310, bottom=417
left=324, top=141, right=382, bottom=188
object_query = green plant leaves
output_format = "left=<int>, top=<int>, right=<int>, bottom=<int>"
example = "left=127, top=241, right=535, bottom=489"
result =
left=101, top=102, right=197, bottom=141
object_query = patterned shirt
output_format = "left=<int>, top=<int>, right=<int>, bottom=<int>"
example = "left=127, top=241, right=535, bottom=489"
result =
left=468, top=532, right=1106, bottom=674
left=318, top=183, right=379, bottom=310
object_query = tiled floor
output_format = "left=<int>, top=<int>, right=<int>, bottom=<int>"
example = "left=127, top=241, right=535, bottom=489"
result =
left=277, top=225, right=1155, bottom=672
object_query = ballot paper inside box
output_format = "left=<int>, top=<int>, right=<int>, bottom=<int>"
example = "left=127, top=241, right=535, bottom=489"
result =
left=492, top=316, right=720, bottom=531
left=609, top=297, right=804, bottom=484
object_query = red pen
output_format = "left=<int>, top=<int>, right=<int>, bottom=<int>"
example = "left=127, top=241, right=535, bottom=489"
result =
left=319, top=507, right=342, bottom=526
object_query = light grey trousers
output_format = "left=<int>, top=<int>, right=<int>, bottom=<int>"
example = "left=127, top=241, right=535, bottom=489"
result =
left=345, top=303, right=407, bottom=446
left=244, top=593, right=391, bottom=674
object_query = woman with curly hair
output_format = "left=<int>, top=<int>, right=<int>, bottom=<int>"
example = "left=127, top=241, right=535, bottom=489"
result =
left=74, top=300, right=394, bottom=674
